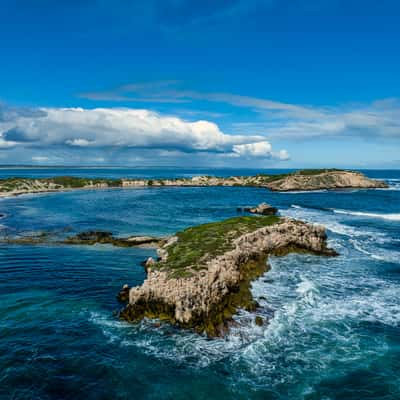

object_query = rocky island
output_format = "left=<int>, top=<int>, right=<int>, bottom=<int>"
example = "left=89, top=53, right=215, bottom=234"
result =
left=0, top=169, right=388, bottom=198
left=119, top=215, right=337, bottom=336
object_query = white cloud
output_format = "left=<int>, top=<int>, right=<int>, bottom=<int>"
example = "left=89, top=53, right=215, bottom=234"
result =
left=0, top=138, right=17, bottom=148
left=80, top=82, right=320, bottom=119
left=276, top=149, right=290, bottom=160
left=232, top=141, right=290, bottom=160
left=0, top=106, right=287, bottom=161
left=233, top=141, right=273, bottom=157
left=32, top=156, right=49, bottom=162
left=66, top=138, right=92, bottom=147
left=80, top=82, right=400, bottom=140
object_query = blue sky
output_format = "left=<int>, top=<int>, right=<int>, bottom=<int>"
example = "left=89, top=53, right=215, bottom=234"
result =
left=0, top=0, right=399, bottom=168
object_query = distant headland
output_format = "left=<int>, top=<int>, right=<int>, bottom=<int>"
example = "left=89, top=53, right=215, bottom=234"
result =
left=0, top=169, right=388, bottom=198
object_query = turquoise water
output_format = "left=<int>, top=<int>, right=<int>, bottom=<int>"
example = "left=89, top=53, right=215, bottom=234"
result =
left=0, top=169, right=399, bottom=399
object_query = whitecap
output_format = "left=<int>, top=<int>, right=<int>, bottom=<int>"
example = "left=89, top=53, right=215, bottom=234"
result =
left=332, top=209, right=400, bottom=221
left=276, top=189, right=329, bottom=194
left=350, top=239, right=400, bottom=264
left=285, top=205, right=399, bottom=248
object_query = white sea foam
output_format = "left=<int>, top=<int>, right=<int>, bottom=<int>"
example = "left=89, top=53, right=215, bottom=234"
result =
left=332, top=209, right=400, bottom=221
left=227, top=262, right=393, bottom=390
left=350, top=239, right=400, bottom=264
left=285, top=205, right=388, bottom=239
left=87, top=247, right=398, bottom=396
left=286, top=205, right=400, bottom=250
left=285, top=201, right=400, bottom=262
left=87, top=201, right=399, bottom=393
left=290, top=204, right=400, bottom=222
left=276, top=189, right=328, bottom=194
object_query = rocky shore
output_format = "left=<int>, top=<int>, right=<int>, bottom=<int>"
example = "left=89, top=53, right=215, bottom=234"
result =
left=1, top=230, right=163, bottom=248
left=121, top=169, right=388, bottom=191
left=119, top=215, right=337, bottom=336
left=0, top=176, right=121, bottom=198
left=0, top=169, right=387, bottom=198
left=63, top=231, right=162, bottom=247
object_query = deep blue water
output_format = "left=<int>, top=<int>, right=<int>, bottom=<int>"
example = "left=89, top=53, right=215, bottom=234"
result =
left=0, top=168, right=399, bottom=399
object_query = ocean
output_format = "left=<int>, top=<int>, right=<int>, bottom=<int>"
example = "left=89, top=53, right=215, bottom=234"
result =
left=0, top=168, right=399, bottom=399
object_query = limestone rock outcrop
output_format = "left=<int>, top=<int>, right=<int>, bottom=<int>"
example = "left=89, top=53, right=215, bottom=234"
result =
left=0, top=170, right=388, bottom=198
left=265, top=170, right=388, bottom=192
left=120, top=217, right=337, bottom=336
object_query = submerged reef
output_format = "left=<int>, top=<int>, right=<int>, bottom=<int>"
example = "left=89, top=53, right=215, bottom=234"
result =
left=1, top=230, right=162, bottom=248
left=63, top=231, right=162, bottom=247
left=120, top=215, right=338, bottom=336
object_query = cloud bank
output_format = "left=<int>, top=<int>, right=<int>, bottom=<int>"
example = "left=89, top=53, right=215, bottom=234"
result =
left=0, top=105, right=288, bottom=162
left=80, top=82, right=400, bottom=141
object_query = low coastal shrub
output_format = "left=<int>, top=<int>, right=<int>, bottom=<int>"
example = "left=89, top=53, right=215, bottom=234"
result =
left=296, top=168, right=342, bottom=176
left=49, top=176, right=122, bottom=188
left=0, top=176, right=123, bottom=192
left=50, top=176, right=92, bottom=187
left=156, top=215, right=280, bottom=277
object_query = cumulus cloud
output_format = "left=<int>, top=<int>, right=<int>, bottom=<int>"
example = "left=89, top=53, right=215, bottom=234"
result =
left=233, top=141, right=272, bottom=157
left=232, top=141, right=290, bottom=160
left=0, top=105, right=287, bottom=161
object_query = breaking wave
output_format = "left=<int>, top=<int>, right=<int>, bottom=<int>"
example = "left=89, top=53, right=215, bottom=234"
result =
left=286, top=205, right=389, bottom=240
left=332, top=209, right=400, bottom=221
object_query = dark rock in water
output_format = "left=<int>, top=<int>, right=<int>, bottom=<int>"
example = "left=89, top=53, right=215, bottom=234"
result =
left=117, top=284, right=130, bottom=302
left=77, top=231, right=113, bottom=242
left=255, top=316, right=264, bottom=326
left=1, top=231, right=51, bottom=245
left=0, top=213, right=5, bottom=219
left=65, top=230, right=113, bottom=245
left=244, top=203, right=278, bottom=216
left=64, top=231, right=161, bottom=247
left=263, top=278, right=274, bottom=284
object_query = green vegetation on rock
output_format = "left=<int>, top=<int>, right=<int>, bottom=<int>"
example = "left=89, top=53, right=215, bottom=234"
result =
left=155, top=215, right=280, bottom=277
left=0, top=176, right=122, bottom=192
left=296, top=168, right=343, bottom=176
left=1, top=169, right=386, bottom=196
left=50, top=176, right=122, bottom=187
